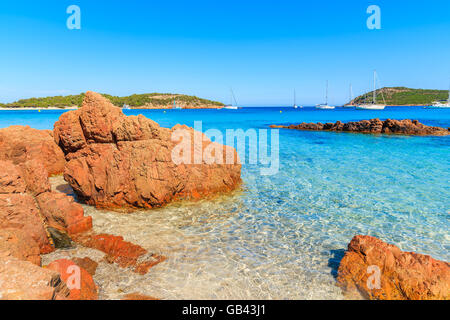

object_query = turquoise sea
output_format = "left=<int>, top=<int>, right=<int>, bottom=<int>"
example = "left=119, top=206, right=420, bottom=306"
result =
left=3, top=106, right=449, bottom=299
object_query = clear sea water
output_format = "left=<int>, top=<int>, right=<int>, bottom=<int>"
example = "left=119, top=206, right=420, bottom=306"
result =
left=3, top=106, right=449, bottom=300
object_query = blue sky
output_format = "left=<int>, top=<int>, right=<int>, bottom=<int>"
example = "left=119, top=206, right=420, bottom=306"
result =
left=0, top=0, right=449, bottom=106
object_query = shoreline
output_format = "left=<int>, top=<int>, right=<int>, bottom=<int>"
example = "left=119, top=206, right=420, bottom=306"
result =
left=0, top=107, right=79, bottom=111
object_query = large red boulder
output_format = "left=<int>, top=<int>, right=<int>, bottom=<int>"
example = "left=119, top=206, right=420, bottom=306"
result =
left=337, top=235, right=450, bottom=300
left=53, top=91, right=241, bottom=210
left=0, top=125, right=65, bottom=176
left=0, top=256, right=69, bottom=300
left=46, top=259, right=98, bottom=300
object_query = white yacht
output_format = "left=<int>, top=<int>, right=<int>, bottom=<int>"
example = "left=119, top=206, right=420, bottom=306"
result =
left=427, top=84, right=450, bottom=109
left=316, top=81, right=335, bottom=109
left=356, top=70, right=386, bottom=110
left=293, top=89, right=301, bottom=108
left=224, top=88, right=239, bottom=109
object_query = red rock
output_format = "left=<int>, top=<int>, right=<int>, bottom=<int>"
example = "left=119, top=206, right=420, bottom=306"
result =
left=0, top=160, right=50, bottom=196
left=273, top=118, right=450, bottom=136
left=0, top=160, right=27, bottom=193
left=0, top=125, right=65, bottom=175
left=134, top=254, right=167, bottom=275
left=122, top=293, right=159, bottom=300
left=0, top=228, right=41, bottom=265
left=0, top=256, right=69, bottom=300
left=0, top=160, right=92, bottom=254
left=0, top=193, right=53, bottom=254
left=53, top=91, right=241, bottom=210
left=73, top=233, right=147, bottom=268
left=36, top=191, right=92, bottom=235
left=46, top=259, right=98, bottom=300
left=72, top=232, right=164, bottom=274
left=337, top=235, right=450, bottom=300
left=19, top=160, right=51, bottom=196
left=72, top=257, right=98, bottom=276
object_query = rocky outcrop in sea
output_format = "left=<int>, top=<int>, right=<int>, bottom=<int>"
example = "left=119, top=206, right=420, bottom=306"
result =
left=271, top=118, right=450, bottom=136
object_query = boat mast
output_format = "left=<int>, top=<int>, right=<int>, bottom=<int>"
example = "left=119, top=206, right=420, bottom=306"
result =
left=230, top=88, right=238, bottom=107
left=349, top=84, right=353, bottom=105
left=373, top=70, right=377, bottom=104
left=294, top=89, right=296, bottom=106
left=230, top=88, right=233, bottom=107
left=326, top=80, right=329, bottom=105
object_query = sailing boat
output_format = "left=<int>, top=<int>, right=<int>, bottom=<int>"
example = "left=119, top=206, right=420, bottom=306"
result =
left=343, top=84, right=355, bottom=108
left=293, top=89, right=300, bottom=108
left=356, top=70, right=386, bottom=110
left=173, top=99, right=182, bottom=109
left=316, top=81, right=335, bottom=109
left=224, top=88, right=238, bottom=109
left=428, top=82, right=450, bottom=109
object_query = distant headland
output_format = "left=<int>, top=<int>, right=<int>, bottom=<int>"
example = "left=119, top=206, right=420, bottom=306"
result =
left=0, top=93, right=225, bottom=109
left=348, top=87, right=449, bottom=106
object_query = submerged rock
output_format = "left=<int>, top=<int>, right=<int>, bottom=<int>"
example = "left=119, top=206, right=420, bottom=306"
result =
left=0, top=125, right=65, bottom=175
left=53, top=91, right=241, bottom=210
left=72, top=232, right=166, bottom=274
left=122, top=293, right=159, bottom=300
left=271, top=118, right=450, bottom=136
left=71, top=257, right=98, bottom=276
left=337, top=235, right=450, bottom=300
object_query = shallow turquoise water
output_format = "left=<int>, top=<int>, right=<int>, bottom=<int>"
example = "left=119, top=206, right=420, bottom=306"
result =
left=4, top=106, right=449, bottom=299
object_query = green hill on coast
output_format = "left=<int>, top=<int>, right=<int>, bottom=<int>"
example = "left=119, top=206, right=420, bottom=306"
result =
left=350, top=87, right=449, bottom=106
left=0, top=93, right=224, bottom=109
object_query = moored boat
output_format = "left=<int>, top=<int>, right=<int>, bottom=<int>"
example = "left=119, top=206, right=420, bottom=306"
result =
left=356, top=71, right=386, bottom=110
left=426, top=83, right=450, bottom=109
left=315, top=81, right=335, bottom=109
